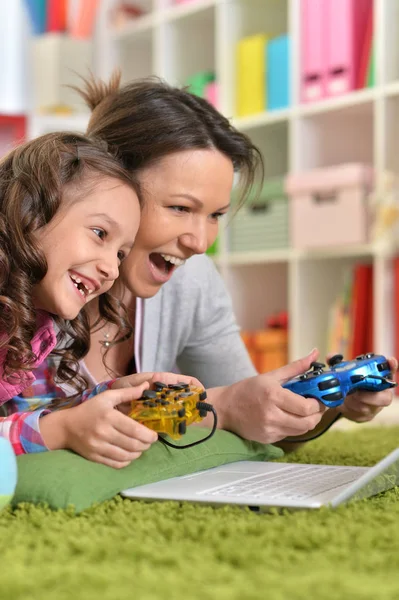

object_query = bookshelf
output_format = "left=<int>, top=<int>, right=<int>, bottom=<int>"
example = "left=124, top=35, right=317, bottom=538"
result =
left=18, top=0, right=399, bottom=370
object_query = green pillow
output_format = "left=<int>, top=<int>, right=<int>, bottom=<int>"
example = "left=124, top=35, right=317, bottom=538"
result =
left=14, top=428, right=283, bottom=512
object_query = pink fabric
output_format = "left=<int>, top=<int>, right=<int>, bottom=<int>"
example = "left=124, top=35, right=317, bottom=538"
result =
left=0, top=311, right=57, bottom=404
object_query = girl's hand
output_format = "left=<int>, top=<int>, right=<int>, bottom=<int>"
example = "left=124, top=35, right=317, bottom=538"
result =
left=40, top=384, right=158, bottom=469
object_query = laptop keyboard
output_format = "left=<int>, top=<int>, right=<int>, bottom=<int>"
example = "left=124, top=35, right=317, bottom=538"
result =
left=199, top=465, right=366, bottom=501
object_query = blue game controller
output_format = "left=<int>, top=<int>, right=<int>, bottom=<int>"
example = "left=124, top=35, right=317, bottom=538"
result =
left=283, top=353, right=397, bottom=407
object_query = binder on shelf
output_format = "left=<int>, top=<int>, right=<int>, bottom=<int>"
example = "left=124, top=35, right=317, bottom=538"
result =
left=69, top=0, right=99, bottom=39
left=46, top=0, right=67, bottom=33
left=300, top=0, right=326, bottom=103
left=267, top=34, right=290, bottom=111
left=349, top=263, right=373, bottom=358
left=366, top=43, right=375, bottom=88
left=325, top=0, right=372, bottom=97
left=356, top=5, right=373, bottom=89
left=23, top=0, right=47, bottom=35
left=236, top=33, right=268, bottom=117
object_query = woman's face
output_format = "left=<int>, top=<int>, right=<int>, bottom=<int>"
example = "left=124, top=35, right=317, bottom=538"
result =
left=120, top=149, right=234, bottom=298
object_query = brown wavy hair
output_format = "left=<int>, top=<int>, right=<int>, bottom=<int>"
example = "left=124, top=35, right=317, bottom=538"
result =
left=0, top=131, right=139, bottom=392
left=75, top=71, right=263, bottom=208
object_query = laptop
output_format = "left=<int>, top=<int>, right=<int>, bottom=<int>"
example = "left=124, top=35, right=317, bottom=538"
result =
left=121, top=448, right=399, bottom=510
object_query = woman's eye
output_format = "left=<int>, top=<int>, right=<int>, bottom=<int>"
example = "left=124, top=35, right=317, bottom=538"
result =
left=211, top=212, right=224, bottom=221
left=117, top=250, right=126, bottom=262
left=92, top=227, right=106, bottom=240
left=170, top=205, right=189, bottom=214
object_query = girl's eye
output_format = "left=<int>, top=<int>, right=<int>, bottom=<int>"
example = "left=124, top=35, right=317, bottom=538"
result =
left=117, top=250, right=126, bottom=262
left=211, top=212, right=224, bottom=221
left=92, top=227, right=106, bottom=240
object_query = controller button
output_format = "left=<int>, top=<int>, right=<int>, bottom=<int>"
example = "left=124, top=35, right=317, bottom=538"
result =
left=177, top=382, right=191, bottom=390
left=180, top=392, right=194, bottom=397
left=351, top=375, right=365, bottom=384
left=153, top=382, right=166, bottom=390
left=168, top=384, right=186, bottom=390
left=199, top=391, right=207, bottom=401
left=365, top=353, right=375, bottom=359
left=318, top=378, right=339, bottom=390
left=300, top=374, right=308, bottom=380
left=178, top=421, right=187, bottom=435
left=142, top=390, right=158, bottom=399
left=327, top=354, right=343, bottom=367
left=355, top=355, right=365, bottom=360
left=377, top=361, right=389, bottom=372
left=142, top=401, right=151, bottom=406
left=321, top=391, right=343, bottom=402
left=160, top=400, right=169, bottom=405
left=178, top=408, right=186, bottom=418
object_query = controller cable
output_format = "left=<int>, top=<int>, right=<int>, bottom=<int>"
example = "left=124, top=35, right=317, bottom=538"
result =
left=283, top=411, right=343, bottom=444
left=158, top=402, right=218, bottom=449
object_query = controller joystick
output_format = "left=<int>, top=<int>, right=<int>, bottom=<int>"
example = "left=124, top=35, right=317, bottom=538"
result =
left=310, top=361, right=326, bottom=371
left=327, top=354, right=344, bottom=367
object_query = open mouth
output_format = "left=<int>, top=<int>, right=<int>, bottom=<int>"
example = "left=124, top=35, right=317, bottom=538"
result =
left=69, top=273, right=93, bottom=299
left=149, top=253, right=186, bottom=277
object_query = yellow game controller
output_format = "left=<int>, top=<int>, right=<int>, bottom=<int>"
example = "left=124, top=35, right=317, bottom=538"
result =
left=129, top=382, right=211, bottom=441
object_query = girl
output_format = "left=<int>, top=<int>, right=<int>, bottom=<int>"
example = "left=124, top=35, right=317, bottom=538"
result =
left=0, top=130, right=203, bottom=470
left=0, top=131, right=156, bottom=466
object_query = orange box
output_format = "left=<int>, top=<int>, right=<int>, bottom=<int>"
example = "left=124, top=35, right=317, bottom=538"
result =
left=253, top=329, right=288, bottom=373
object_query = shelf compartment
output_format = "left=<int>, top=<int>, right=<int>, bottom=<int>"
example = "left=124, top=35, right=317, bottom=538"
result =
left=224, top=262, right=288, bottom=331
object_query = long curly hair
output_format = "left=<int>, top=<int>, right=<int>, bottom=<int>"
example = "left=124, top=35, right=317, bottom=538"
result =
left=0, top=131, right=139, bottom=393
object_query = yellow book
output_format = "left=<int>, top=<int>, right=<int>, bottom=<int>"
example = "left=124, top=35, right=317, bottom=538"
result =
left=236, top=33, right=268, bottom=117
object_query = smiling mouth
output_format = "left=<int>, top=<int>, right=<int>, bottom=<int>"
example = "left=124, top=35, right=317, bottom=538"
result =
left=69, top=273, right=93, bottom=299
left=149, top=253, right=186, bottom=274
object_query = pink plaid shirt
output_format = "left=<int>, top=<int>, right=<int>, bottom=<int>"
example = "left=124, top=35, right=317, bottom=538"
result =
left=0, top=312, right=113, bottom=455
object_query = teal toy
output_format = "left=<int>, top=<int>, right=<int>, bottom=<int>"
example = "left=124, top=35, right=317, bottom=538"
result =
left=0, top=438, right=17, bottom=510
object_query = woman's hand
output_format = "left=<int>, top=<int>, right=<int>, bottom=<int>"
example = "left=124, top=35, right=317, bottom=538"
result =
left=40, top=384, right=158, bottom=469
left=205, top=349, right=327, bottom=444
left=339, top=356, right=398, bottom=422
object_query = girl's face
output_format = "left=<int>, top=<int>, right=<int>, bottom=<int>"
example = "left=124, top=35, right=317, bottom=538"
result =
left=120, top=149, right=234, bottom=298
left=32, top=176, right=140, bottom=320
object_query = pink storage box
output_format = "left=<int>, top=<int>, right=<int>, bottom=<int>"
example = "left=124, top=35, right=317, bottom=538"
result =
left=286, top=163, right=373, bottom=249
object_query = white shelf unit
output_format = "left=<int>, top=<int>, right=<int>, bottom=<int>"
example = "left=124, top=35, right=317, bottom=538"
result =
left=27, top=0, right=399, bottom=365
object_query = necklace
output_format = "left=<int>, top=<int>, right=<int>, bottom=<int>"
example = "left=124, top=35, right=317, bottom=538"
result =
left=100, top=323, right=113, bottom=348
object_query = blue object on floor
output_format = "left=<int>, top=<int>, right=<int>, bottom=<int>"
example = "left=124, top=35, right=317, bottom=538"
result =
left=0, top=437, right=17, bottom=509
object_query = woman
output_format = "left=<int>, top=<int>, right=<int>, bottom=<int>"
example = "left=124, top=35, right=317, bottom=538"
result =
left=77, top=73, right=396, bottom=453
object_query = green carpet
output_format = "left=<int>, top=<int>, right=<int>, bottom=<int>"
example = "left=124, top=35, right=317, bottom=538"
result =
left=2, top=426, right=399, bottom=600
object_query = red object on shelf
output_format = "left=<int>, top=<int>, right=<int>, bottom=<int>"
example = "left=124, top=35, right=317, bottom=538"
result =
left=266, top=311, right=289, bottom=330
left=349, top=263, right=373, bottom=358
left=47, top=0, right=67, bottom=32
left=0, top=115, right=26, bottom=156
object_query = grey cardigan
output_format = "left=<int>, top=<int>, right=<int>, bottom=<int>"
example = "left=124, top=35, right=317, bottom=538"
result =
left=140, top=254, right=257, bottom=387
